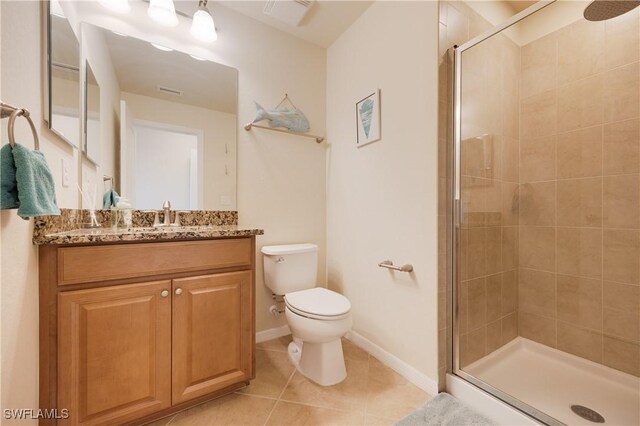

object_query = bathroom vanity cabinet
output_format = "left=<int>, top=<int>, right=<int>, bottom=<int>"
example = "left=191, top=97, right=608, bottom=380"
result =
left=38, top=237, right=256, bottom=425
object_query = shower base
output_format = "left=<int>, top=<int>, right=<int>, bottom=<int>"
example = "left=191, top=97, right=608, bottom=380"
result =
left=465, top=337, right=639, bottom=425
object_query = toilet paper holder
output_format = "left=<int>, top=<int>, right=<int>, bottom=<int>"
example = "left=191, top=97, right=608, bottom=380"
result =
left=378, top=260, right=414, bottom=273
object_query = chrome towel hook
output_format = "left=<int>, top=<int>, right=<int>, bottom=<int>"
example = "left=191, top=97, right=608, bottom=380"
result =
left=1, top=102, right=40, bottom=150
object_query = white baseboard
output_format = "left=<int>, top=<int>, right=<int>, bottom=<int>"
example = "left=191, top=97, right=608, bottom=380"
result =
left=255, top=325, right=291, bottom=343
left=345, top=330, right=439, bottom=396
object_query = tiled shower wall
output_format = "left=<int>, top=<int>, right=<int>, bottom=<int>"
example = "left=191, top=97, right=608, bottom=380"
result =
left=517, top=10, right=640, bottom=376
left=438, top=1, right=640, bottom=380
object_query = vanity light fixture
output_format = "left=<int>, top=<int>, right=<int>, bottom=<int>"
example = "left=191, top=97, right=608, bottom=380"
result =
left=151, top=42, right=173, bottom=52
left=99, top=0, right=220, bottom=42
left=190, top=0, right=217, bottom=42
left=147, top=0, right=179, bottom=27
left=97, top=0, right=131, bottom=13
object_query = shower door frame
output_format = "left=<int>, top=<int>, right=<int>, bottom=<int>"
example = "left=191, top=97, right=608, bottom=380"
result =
left=450, top=2, right=563, bottom=425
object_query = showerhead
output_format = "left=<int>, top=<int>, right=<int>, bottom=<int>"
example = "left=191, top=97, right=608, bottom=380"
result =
left=583, top=0, right=640, bottom=21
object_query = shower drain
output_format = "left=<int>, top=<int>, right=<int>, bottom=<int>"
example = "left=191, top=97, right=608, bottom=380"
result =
left=571, top=405, right=605, bottom=423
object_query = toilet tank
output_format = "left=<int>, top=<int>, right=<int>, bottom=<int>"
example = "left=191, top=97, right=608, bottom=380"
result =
left=261, top=243, right=318, bottom=295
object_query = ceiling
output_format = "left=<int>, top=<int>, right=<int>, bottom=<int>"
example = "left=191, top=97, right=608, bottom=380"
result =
left=176, top=0, right=373, bottom=48
left=72, top=0, right=534, bottom=53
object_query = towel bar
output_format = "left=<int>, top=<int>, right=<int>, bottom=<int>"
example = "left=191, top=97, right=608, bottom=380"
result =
left=1, top=101, right=40, bottom=150
left=244, top=122, right=325, bottom=143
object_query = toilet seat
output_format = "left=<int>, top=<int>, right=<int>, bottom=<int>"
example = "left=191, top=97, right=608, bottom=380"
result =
left=285, top=288, right=351, bottom=320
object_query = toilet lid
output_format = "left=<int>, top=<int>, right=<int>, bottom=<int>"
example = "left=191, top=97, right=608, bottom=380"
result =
left=285, top=288, right=351, bottom=318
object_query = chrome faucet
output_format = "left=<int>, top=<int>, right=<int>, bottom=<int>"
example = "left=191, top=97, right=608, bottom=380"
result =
left=153, top=201, right=180, bottom=227
left=162, top=201, right=171, bottom=226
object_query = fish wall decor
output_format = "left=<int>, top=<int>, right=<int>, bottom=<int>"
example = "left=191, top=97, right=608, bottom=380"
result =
left=252, top=101, right=310, bottom=133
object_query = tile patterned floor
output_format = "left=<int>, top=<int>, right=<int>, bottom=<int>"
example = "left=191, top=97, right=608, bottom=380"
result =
left=148, top=336, right=431, bottom=425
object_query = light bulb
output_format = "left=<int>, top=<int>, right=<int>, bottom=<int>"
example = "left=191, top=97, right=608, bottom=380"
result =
left=97, top=0, right=130, bottom=13
left=148, top=0, right=178, bottom=27
left=190, top=6, right=217, bottom=42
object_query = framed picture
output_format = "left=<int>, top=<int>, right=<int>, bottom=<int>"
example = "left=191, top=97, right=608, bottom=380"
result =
left=356, top=89, right=381, bottom=147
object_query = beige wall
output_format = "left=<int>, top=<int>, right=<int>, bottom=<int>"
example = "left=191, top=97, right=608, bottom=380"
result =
left=1, top=1, right=325, bottom=419
left=218, top=4, right=327, bottom=335
left=517, top=9, right=640, bottom=377
left=326, top=1, right=439, bottom=383
left=1, top=2, right=81, bottom=422
left=120, top=92, right=237, bottom=210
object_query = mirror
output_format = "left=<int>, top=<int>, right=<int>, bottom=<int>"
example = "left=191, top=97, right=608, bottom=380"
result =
left=84, top=62, right=101, bottom=163
left=45, top=0, right=81, bottom=148
left=80, top=23, right=238, bottom=211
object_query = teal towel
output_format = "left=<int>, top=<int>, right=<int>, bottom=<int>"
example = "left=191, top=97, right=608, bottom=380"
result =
left=5, top=143, right=60, bottom=219
left=0, top=144, right=19, bottom=209
left=102, top=189, right=120, bottom=209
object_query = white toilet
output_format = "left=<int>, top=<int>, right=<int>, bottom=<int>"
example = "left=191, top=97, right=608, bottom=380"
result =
left=261, top=243, right=352, bottom=386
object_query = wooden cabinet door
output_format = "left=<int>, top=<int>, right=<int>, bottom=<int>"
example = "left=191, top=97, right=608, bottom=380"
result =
left=172, top=271, right=253, bottom=404
left=58, top=280, right=172, bottom=425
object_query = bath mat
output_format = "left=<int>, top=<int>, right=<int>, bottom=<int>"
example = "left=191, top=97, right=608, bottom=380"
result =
left=396, top=392, right=493, bottom=425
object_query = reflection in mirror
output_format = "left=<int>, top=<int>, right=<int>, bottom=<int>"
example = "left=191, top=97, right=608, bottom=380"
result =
left=85, top=62, right=100, bottom=163
left=47, top=0, right=80, bottom=147
left=81, top=23, right=238, bottom=211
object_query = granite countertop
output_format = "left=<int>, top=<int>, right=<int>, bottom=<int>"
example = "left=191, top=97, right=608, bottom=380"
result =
left=33, top=208, right=263, bottom=245
left=35, top=225, right=264, bottom=245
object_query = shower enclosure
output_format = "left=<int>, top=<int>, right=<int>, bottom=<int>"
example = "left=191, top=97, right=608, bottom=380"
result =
left=447, top=0, right=640, bottom=424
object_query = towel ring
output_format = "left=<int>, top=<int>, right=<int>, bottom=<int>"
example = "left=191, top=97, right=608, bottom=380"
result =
left=7, top=108, right=39, bottom=150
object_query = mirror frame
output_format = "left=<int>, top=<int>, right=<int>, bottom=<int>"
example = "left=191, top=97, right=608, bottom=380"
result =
left=41, top=0, right=80, bottom=149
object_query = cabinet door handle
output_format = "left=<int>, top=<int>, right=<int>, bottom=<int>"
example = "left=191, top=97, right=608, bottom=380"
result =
left=160, top=290, right=169, bottom=298
left=175, top=288, right=183, bottom=295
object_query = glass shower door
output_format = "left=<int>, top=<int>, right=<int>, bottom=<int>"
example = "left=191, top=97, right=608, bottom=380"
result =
left=451, top=1, right=640, bottom=424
